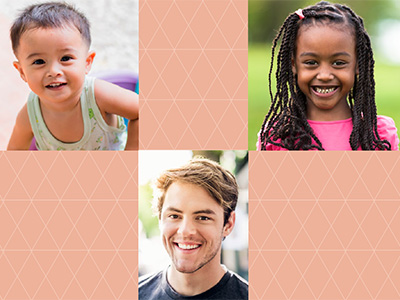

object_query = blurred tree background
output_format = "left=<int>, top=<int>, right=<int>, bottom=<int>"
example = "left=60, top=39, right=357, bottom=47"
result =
left=249, top=0, right=400, bottom=149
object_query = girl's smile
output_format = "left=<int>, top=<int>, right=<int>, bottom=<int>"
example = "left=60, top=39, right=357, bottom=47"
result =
left=293, top=24, right=357, bottom=121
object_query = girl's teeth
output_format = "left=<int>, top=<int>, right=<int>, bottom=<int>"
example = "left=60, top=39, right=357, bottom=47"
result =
left=178, top=243, right=200, bottom=250
left=315, top=87, right=335, bottom=94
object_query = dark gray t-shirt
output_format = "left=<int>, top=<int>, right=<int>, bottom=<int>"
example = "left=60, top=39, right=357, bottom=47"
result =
left=139, top=267, right=248, bottom=300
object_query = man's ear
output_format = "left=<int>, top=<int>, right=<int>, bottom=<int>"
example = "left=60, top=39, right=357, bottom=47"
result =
left=85, top=51, right=96, bottom=74
left=223, top=211, right=235, bottom=238
left=13, top=61, right=27, bottom=82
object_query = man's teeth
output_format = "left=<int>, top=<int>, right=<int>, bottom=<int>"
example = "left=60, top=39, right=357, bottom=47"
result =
left=178, top=243, right=200, bottom=250
left=315, top=87, right=335, bottom=94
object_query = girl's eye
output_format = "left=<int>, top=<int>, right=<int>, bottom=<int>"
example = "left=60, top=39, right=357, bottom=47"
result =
left=304, top=60, right=317, bottom=66
left=61, top=56, right=73, bottom=62
left=168, top=214, right=179, bottom=219
left=33, top=59, right=45, bottom=65
left=333, top=61, right=346, bottom=66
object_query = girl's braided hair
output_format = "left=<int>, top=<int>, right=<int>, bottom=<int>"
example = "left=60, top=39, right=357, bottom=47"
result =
left=259, top=1, right=391, bottom=150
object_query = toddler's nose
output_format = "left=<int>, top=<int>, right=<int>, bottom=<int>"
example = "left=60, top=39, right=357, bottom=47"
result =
left=47, top=62, right=62, bottom=77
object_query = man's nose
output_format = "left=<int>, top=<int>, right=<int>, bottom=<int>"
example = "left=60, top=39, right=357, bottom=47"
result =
left=177, top=218, right=196, bottom=236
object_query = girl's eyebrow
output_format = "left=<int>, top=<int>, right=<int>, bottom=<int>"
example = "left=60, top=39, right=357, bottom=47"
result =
left=299, top=52, right=351, bottom=57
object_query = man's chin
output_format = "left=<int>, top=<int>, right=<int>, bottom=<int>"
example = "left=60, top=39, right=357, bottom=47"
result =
left=173, top=262, right=204, bottom=274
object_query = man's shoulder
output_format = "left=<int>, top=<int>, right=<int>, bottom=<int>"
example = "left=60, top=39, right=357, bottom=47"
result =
left=205, top=268, right=248, bottom=300
left=138, top=270, right=163, bottom=287
left=225, top=269, right=248, bottom=298
left=139, top=270, right=168, bottom=299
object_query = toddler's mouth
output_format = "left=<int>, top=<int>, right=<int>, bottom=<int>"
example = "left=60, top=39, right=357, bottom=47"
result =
left=46, top=82, right=67, bottom=88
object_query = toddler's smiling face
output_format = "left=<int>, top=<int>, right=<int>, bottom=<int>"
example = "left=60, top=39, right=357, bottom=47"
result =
left=13, top=25, right=95, bottom=107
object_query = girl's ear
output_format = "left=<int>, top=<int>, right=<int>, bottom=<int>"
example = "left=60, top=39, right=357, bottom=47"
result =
left=85, top=51, right=96, bottom=74
left=292, top=57, right=297, bottom=75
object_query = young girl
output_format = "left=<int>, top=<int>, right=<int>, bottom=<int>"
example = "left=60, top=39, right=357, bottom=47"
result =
left=7, top=2, right=138, bottom=150
left=257, top=1, right=399, bottom=151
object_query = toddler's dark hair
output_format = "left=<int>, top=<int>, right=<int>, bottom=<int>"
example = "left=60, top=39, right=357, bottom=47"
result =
left=259, top=1, right=391, bottom=150
left=10, top=1, right=91, bottom=55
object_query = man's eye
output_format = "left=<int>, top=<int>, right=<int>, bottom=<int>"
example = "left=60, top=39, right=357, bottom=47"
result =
left=197, top=216, right=210, bottom=221
left=61, top=56, right=72, bottom=62
left=168, top=214, right=179, bottom=219
left=33, top=59, right=45, bottom=65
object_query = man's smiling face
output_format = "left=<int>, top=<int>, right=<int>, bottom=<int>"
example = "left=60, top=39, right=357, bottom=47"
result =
left=160, top=181, right=234, bottom=274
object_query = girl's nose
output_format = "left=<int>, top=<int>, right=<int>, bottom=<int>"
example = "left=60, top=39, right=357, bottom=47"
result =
left=177, top=218, right=196, bottom=236
left=316, top=65, right=334, bottom=81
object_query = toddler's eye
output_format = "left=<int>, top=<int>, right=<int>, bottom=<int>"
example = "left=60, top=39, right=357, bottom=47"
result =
left=33, top=59, right=45, bottom=65
left=61, top=56, right=73, bottom=62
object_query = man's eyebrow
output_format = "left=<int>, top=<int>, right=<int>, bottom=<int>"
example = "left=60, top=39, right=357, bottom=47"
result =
left=193, top=209, right=216, bottom=215
left=164, top=207, right=183, bottom=213
left=163, top=208, right=216, bottom=215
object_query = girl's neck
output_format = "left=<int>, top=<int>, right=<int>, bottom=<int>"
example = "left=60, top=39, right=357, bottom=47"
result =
left=307, top=104, right=352, bottom=121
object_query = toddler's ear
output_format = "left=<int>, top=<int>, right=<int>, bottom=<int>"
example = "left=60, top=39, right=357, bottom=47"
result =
left=13, top=61, right=27, bottom=82
left=85, top=51, right=96, bottom=74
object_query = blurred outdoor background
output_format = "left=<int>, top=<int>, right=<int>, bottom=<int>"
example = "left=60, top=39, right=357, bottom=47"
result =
left=249, top=0, right=400, bottom=150
left=0, top=0, right=138, bottom=149
left=139, top=150, right=248, bottom=281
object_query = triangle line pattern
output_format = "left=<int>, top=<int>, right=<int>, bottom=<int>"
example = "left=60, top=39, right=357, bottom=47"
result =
left=140, top=0, right=248, bottom=149
left=0, top=152, right=137, bottom=299
left=249, top=152, right=400, bottom=299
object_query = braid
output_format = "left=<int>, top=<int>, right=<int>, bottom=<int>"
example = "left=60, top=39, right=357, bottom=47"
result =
left=259, top=1, right=391, bottom=150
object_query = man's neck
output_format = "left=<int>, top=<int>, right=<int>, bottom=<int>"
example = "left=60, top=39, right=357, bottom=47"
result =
left=167, top=262, right=226, bottom=296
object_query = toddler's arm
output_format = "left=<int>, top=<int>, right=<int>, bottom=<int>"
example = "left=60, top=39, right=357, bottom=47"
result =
left=94, top=79, right=139, bottom=150
left=7, top=104, right=34, bottom=150
left=126, top=119, right=139, bottom=150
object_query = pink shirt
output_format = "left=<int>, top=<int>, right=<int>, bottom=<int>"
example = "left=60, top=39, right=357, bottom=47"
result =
left=257, top=115, right=399, bottom=151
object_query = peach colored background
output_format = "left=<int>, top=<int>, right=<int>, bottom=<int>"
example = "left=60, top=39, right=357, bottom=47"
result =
left=0, top=151, right=138, bottom=299
left=249, top=151, right=400, bottom=300
left=139, top=0, right=248, bottom=150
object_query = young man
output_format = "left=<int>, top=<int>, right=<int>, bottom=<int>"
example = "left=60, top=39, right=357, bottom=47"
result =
left=139, top=158, right=248, bottom=299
